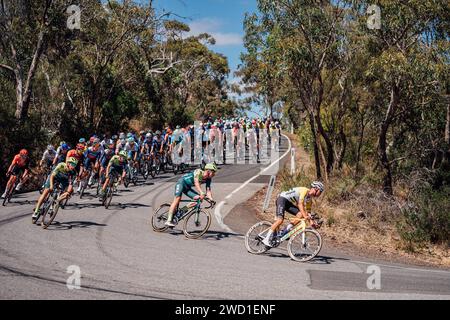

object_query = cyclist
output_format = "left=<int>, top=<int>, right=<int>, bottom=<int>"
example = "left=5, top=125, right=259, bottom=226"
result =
left=99, top=140, right=116, bottom=184
left=151, top=130, right=164, bottom=164
left=78, top=138, right=101, bottom=192
left=115, top=138, right=127, bottom=154
left=165, top=162, right=218, bottom=227
left=1, top=149, right=30, bottom=198
left=125, top=136, right=139, bottom=172
left=53, top=143, right=70, bottom=166
left=40, top=145, right=56, bottom=170
left=262, top=181, right=325, bottom=247
left=32, top=157, right=78, bottom=220
left=98, top=150, right=128, bottom=199
left=67, top=143, right=86, bottom=188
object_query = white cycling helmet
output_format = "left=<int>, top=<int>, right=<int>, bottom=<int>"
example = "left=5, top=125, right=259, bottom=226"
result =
left=311, top=181, right=325, bottom=192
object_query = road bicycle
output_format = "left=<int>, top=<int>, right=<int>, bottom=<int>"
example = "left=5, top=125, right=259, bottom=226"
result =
left=2, top=169, right=22, bottom=206
left=244, top=214, right=323, bottom=262
left=101, top=171, right=120, bottom=209
left=151, top=198, right=216, bottom=239
left=34, top=183, right=71, bottom=229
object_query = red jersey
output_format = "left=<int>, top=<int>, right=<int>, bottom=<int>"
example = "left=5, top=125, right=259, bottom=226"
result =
left=12, top=154, right=29, bottom=169
left=67, top=149, right=83, bottom=162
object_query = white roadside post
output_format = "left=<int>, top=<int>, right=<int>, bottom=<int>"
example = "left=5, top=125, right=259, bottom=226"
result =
left=290, top=148, right=296, bottom=175
left=263, top=175, right=277, bottom=212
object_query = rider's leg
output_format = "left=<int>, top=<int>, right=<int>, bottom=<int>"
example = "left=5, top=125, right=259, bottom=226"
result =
left=16, top=171, right=28, bottom=190
left=5, top=175, right=17, bottom=195
left=166, top=196, right=181, bottom=225
left=34, top=188, right=50, bottom=215
left=263, top=197, right=287, bottom=246
left=166, top=179, right=186, bottom=225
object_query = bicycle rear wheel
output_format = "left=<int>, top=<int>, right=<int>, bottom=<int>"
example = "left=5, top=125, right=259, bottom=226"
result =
left=151, top=203, right=170, bottom=232
left=244, top=221, right=272, bottom=254
left=287, top=229, right=322, bottom=262
left=183, top=210, right=211, bottom=239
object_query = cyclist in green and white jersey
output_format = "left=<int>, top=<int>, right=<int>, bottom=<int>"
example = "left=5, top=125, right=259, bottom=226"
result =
left=165, top=162, right=218, bottom=227
left=99, top=151, right=128, bottom=198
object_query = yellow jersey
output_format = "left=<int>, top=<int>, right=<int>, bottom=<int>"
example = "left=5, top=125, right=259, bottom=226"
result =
left=280, top=187, right=312, bottom=211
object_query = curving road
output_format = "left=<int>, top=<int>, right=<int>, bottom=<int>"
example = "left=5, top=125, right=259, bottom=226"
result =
left=0, top=136, right=449, bottom=300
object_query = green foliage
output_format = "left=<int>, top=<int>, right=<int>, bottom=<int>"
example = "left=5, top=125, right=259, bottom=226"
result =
left=397, top=186, right=450, bottom=248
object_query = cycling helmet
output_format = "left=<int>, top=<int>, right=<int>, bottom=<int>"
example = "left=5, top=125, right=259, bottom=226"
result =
left=176, top=125, right=181, bottom=129
left=66, top=157, right=78, bottom=167
left=47, top=145, right=54, bottom=151
left=60, top=141, right=66, bottom=146
left=119, top=133, right=125, bottom=139
left=204, top=162, right=218, bottom=172
left=140, top=130, right=145, bottom=135
left=155, top=130, right=161, bottom=135
left=145, top=133, right=152, bottom=138
left=79, top=138, right=86, bottom=144
left=127, top=133, right=133, bottom=138
left=19, top=149, right=28, bottom=156
left=61, top=143, right=69, bottom=151
left=311, top=181, right=325, bottom=192
left=127, top=137, right=135, bottom=143
left=111, top=135, right=118, bottom=140
left=119, top=150, right=127, bottom=158
left=93, top=138, right=101, bottom=145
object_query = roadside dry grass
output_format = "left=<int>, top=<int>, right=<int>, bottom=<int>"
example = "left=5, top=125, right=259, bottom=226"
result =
left=253, top=132, right=450, bottom=268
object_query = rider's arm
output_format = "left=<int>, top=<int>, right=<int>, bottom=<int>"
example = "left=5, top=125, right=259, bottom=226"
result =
left=205, top=180, right=213, bottom=201
left=194, top=179, right=205, bottom=199
left=49, top=173, right=55, bottom=191
left=296, top=200, right=309, bottom=220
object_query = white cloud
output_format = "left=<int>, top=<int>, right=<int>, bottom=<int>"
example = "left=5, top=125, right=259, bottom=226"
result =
left=186, top=18, right=242, bottom=46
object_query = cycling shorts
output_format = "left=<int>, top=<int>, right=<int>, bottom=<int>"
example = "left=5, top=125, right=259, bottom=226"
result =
left=174, top=178, right=199, bottom=199
left=275, top=196, right=299, bottom=218
left=44, top=176, right=70, bottom=191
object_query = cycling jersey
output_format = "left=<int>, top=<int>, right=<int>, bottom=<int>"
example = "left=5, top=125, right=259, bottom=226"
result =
left=182, top=169, right=211, bottom=189
left=84, top=147, right=101, bottom=162
left=41, top=150, right=56, bottom=164
left=12, top=154, right=29, bottom=169
left=109, top=155, right=126, bottom=168
left=152, top=137, right=163, bottom=151
left=51, top=162, right=77, bottom=181
left=67, top=149, right=83, bottom=162
left=100, top=149, right=115, bottom=168
left=279, top=187, right=312, bottom=211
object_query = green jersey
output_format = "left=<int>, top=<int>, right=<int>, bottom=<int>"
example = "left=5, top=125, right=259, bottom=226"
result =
left=109, top=155, right=126, bottom=168
left=182, top=169, right=211, bottom=189
left=51, top=162, right=76, bottom=181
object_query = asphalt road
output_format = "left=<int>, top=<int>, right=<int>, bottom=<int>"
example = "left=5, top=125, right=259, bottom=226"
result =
left=0, top=136, right=449, bottom=300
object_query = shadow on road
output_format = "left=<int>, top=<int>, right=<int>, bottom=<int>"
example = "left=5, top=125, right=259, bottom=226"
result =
left=42, top=220, right=107, bottom=230
left=164, top=229, right=243, bottom=240
left=106, top=203, right=150, bottom=210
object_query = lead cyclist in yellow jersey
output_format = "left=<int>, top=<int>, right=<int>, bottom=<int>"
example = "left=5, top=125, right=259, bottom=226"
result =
left=262, top=181, right=324, bottom=247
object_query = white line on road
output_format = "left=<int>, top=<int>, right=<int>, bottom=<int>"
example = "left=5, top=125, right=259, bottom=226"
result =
left=213, top=134, right=292, bottom=233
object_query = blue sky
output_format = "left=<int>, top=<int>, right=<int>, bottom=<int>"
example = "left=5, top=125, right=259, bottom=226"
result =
left=153, top=0, right=257, bottom=78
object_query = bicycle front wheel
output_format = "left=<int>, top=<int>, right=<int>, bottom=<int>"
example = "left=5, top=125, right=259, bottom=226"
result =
left=41, top=198, right=60, bottom=229
left=151, top=203, right=170, bottom=232
left=104, top=183, right=114, bottom=209
left=183, top=210, right=211, bottom=239
left=287, top=229, right=322, bottom=262
left=244, top=221, right=272, bottom=254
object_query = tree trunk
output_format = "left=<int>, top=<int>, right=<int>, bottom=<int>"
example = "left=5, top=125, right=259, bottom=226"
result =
left=315, top=112, right=334, bottom=174
left=337, top=125, right=346, bottom=169
left=308, top=112, right=322, bottom=179
left=378, top=82, right=400, bottom=195
left=444, top=95, right=450, bottom=165
left=356, top=113, right=366, bottom=176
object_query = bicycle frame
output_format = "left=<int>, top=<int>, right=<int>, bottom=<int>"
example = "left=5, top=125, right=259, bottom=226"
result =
left=279, top=219, right=307, bottom=242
